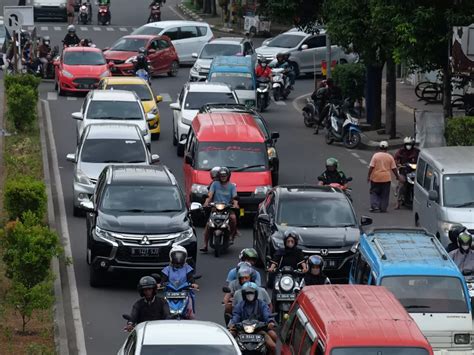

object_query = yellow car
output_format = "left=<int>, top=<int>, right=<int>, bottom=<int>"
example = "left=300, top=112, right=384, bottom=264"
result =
left=97, top=77, right=162, bottom=139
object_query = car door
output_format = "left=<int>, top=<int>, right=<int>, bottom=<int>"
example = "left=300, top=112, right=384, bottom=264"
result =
left=183, top=130, right=197, bottom=203
left=258, top=191, right=276, bottom=257
left=173, top=87, right=185, bottom=141
left=298, top=35, right=325, bottom=74
left=417, top=161, right=436, bottom=233
left=177, top=26, right=200, bottom=63
left=162, top=26, right=179, bottom=52
left=146, top=38, right=161, bottom=73
left=156, top=37, right=175, bottom=71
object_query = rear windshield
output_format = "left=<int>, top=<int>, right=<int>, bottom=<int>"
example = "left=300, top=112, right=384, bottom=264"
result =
left=80, top=139, right=146, bottom=163
left=86, top=101, right=143, bottom=120
left=132, top=26, right=163, bottom=36
left=331, top=348, right=429, bottom=355
left=199, top=43, right=242, bottom=59
left=184, top=92, right=236, bottom=110
left=209, top=72, right=254, bottom=90
left=266, top=34, right=305, bottom=48
left=106, top=84, right=152, bottom=101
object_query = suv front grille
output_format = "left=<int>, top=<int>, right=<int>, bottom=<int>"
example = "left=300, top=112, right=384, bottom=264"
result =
left=116, top=233, right=178, bottom=246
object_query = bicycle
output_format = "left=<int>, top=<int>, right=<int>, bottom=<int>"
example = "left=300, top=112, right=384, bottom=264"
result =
left=415, top=81, right=443, bottom=103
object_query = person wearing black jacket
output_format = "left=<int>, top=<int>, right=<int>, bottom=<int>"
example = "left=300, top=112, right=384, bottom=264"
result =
left=63, top=25, right=81, bottom=48
left=303, top=255, right=330, bottom=286
left=447, top=224, right=468, bottom=253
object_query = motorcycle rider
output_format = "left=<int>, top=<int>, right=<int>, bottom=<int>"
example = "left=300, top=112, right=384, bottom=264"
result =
left=303, top=255, right=331, bottom=286
left=37, top=36, right=51, bottom=78
left=317, top=157, right=348, bottom=188
left=311, top=78, right=342, bottom=134
left=283, top=52, right=296, bottom=89
left=226, top=248, right=262, bottom=286
left=125, top=276, right=170, bottom=331
left=270, top=53, right=292, bottom=90
left=148, top=0, right=165, bottom=22
left=79, top=38, right=93, bottom=47
left=228, top=284, right=277, bottom=355
left=133, top=48, right=150, bottom=74
left=255, top=56, right=272, bottom=81
left=447, top=224, right=468, bottom=253
left=200, top=167, right=239, bottom=252
left=63, top=25, right=81, bottom=48
left=224, top=264, right=256, bottom=315
left=97, top=0, right=111, bottom=23
left=394, top=137, right=420, bottom=208
left=449, top=231, right=474, bottom=273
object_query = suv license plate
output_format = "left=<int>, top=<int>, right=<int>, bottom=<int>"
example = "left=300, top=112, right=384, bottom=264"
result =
left=239, top=334, right=263, bottom=342
left=131, top=247, right=159, bottom=257
left=276, top=293, right=295, bottom=301
left=166, top=292, right=187, bottom=299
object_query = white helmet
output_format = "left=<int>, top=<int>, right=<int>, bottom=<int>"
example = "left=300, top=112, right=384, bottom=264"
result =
left=169, top=245, right=188, bottom=267
left=403, top=136, right=415, bottom=145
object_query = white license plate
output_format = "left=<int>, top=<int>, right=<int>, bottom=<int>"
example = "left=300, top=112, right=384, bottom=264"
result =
left=239, top=334, right=263, bottom=342
left=131, top=247, right=159, bottom=257
left=276, top=293, right=295, bottom=301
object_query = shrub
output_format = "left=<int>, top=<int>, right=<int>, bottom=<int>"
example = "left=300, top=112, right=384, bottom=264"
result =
left=445, top=116, right=474, bottom=146
left=4, top=177, right=47, bottom=222
left=6, top=83, right=37, bottom=131
left=332, top=63, right=366, bottom=101
left=5, top=74, right=41, bottom=97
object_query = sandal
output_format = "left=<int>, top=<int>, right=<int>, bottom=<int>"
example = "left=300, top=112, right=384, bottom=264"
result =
left=199, top=247, right=208, bottom=253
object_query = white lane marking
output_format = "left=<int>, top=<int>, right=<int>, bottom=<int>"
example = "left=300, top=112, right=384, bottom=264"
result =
left=169, top=4, right=187, bottom=20
left=93, top=27, right=101, bottom=31
left=351, top=152, right=360, bottom=158
left=41, top=100, right=88, bottom=355
left=160, top=93, right=172, bottom=102
left=119, top=27, right=127, bottom=32
left=41, top=26, right=48, bottom=31
left=292, top=92, right=311, bottom=112
left=359, top=159, right=368, bottom=165
left=47, top=92, right=58, bottom=101
left=106, top=27, right=114, bottom=31
left=80, top=26, right=88, bottom=31
left=54, top=26, right=61, bottom=31
left=67, top=96, right=77, bottom=101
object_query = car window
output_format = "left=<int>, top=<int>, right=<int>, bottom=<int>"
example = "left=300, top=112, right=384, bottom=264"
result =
left=304, top=35, right=326, bottom=49
left=354, top=253, right=371, bottom=284
left=184, top=92, right=237, bottom=109
left=86, top=101, right=143, bottom=120
left=132, top=26, right=164, bottom=36
left=280, top=304, right=298, bottom=343
left=301, top=334, right=314, bottom=355
left=80, top=138, right=146, bottom=164
left=178, top=88, right=185, bottom=105
left=157, top=39, right=170, bottom=49
left=149, top=40, right=159, bottom=50
left=180, top=26, right=198, bottom=39
left=433, top=172, right=440, bottom=195
left=291, top=317, right=306, bottom=354
left=197, top=26, right=208, bottom=37
left=423, top=165, right=434, bottom=191
left=416, top=158, right=426, bottom=185
left=124, top=330, right=137, bottom=355
left=163, top=27, right=179, bottom=40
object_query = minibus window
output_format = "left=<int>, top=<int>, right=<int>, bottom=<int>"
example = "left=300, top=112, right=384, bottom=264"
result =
left=416, top=159, right=426, bottom=185
left=423, top=165, right=433, bottom=191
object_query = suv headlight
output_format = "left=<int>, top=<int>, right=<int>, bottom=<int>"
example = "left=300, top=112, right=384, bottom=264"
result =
left=95, top=226, right=120, bottom=242
left=192, top=65, right=201, bottom=73
left=191, top=184, right=208, bottom=195
left=173, top=228, right=194, bottom=244
left=255, top=185, right=271, bottom=195
left=454, top=333, right=471, bottom=344
left=125, top=56, right=137, bottom=64
left=75, top=169, right=92, bottom=185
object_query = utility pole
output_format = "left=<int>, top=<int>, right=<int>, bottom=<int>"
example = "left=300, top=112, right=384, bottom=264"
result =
left=325, top=33, right=332, bottom=78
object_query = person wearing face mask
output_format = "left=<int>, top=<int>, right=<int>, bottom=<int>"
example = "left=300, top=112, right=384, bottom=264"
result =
left=394, top=137, right=420, bottom=208
left=255, top=56, right=272, bottom=80
left=303, top=255, right=331, bottom=286
left=449, top=231, right=474, bottom=274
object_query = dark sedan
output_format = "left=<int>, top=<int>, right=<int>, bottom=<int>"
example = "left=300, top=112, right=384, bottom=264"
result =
left=253, top=185, right=372, bottom=282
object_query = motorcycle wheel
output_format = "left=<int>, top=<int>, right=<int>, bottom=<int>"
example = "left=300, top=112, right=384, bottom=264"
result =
left=303, top=112, right=314, bottom=127
left=325, top=130, right=334, bottom=145
left=214, top=245, right=221, bottom=258
left=257, top=98, right=265, bottom=112
left=343, top=131, right=361, bottom=149
left=273, top=90, right=280, bottom=102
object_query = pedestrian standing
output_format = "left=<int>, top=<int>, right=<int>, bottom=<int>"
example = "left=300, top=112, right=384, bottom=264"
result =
left=67, top=0, right=75, bottom=25
left=367, top=141, right=400, bottom=212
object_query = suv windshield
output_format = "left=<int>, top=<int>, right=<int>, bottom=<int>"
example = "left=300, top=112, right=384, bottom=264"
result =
left=110, top=38, right=148, bottom=52
left=106, top=84, right=152, bottom=101
left=331, top=348, right=429, bottom=355
left=443, top=174, right=474, bottom=207
left=80, top=138, right=146, bottom=163
left=196, top=142, right=268, bottom=171
left=209, top=72, right=254, bottom=90
left=132, top=26, right=163, bottom=36
left=381, top=276, right=468, bottom=313
left=101, top=185, right=183, bottom=212
left=277, top=197, right=356, bottom=227
left=86, top=101, right=143, bottom=120
left=267, top=34, right=305, bottom=48
left=63, top=51, right=106, bottom=65
left=200, top=43, right=242, bottom=59
left=184, top=92, right=236, bottom=110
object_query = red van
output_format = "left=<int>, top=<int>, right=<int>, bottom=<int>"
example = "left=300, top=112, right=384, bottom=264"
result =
left=280, top=285, right=433, bottom=355
left=183, top=112, right=273, bottom=216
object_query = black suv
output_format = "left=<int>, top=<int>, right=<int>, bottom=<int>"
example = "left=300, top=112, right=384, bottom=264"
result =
left=199, top=103, right=280, bottom=185
left=253, top=185, right=372, bottom=282
left=81, top=165, right=197, bottom=287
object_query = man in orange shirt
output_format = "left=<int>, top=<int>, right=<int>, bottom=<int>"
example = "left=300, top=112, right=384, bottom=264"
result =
left=367, top=141, right=400, bottom=212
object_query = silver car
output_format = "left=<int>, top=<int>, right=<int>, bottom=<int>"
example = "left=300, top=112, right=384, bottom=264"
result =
left=256, top=28, right=358, bottom=76
left=66, top=123, right=159, bottom=216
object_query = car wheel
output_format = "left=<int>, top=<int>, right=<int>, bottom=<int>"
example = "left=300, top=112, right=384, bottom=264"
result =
left=168, top=61, right=179, bottom=77
left=172, top=124, right=178, bottom=146
left=73, top=205, right=84, bottom=217
left=89, top=265, right=104, bottom=288
left=152, top=132, right=160, bottom=140
left=177, top=143, right=185, bottom=157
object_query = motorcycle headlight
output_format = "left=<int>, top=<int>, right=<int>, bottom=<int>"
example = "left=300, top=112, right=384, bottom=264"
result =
left=409, top=163, right=417, bottom=170
left=125, top=56, right=137, bottom=64
left=255, top=185, right=271, bottom=195
left=267, top=147, right=277, bottom=159
left=191, top=184, right=208, bottom=195
left=215, top=203, right=226, bottom=211
left=62, top=69, right=74, bottom=78
left=99, top=70, right=110, bottom=78
left=74, top=169, right=92, bottom=185
left=95, top=226, right=120, bottom=241
left=244, top=324, right=256, bottom=334
left=173, top=228, right=194, bottom=244
left=280, top=275, right=294, bottom=292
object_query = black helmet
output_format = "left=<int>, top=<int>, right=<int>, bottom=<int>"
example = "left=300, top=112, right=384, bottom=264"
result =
left=67, top=25, right=76, bottom=34
left=283, top=229, right=299, bottom=247
left=283, top=52, right=290, bottom=60
left=239, top=248, right=258, bottom=262
left=276, top=52, right=285, bottom=60
left=457, top=231, right=473, bottom=253
left=308, top=255, right=324, bottom=271
left=241, top=283, right=258, bottom=302
left=218, top=167, right=231, bottom=181
left=449, top=224, right=467, bottom=244
left=137, top=276, right=157, bottom=297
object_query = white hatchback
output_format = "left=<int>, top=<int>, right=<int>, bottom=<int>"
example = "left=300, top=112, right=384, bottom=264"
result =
left=132, top=21, right=214, bottom=64
left=71, top=90, right=155, bottom=146
left=117, top=320, right=241, bottom=355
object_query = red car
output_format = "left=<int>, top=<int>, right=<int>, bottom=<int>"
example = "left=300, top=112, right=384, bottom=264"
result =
left=103, top=35, right=179, bottom=77
left=55, top=47, right=111, bottom=95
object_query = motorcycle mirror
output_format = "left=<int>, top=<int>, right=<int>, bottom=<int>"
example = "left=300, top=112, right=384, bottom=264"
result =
left=150, top=273, right=161, bottom=282
left=122, top=314, right=132, bottom=321
left=194, top=275, right=202, bottom=280
left=346, top=177, right=353, bottom=182
left=222, top=286, right=231, bottom=293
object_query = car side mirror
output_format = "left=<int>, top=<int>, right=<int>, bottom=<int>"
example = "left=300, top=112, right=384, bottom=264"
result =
left=151, top=154, right=160, bottom=163
left=301, top=44, right=309, bottom=50
left=156, top=95, right=163, bottom=103
left=184, top=154, right=193, bottom=165
left=222, top=286, right=231, bottom=293
left=271, top=131, right=280, bottom=140
left=146, top=113, right=155, bottom=121
left=66, top=153, right=76, bottom=162
left=258, top=214, right=271, bottom=224
left=428, top=190, right=439, bottom=202
left=169, top=102, right=180, bottom=110
left=147, top=48, right=156, bottom=54
left=346, top=177, right=353, bottom=182
left=71, top=112, right=83, bottom=120
left=360, top=216, right=373, bottom=226
left=192, top=52, right=198, bottom=59
left=80, top=200, right=94, bottom=212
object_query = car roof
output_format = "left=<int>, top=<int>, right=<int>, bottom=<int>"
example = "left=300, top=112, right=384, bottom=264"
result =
left=419, top=146, right=474, bottom=174
left=140, top=320, right=235, bottom=345
left=192, top=112, right=265, bottom=142
left=89, top=89, right=139, bottom=101
left=360, top=228, right=462, bottom=277
left=109, top=165, right=175, bottom=185
left=122, top=34, right=155, bottom=40
left=84, top=123, right=142, bottom=140
left=275, top=184, right=347, bottom=199
left=100, top=77, right=149, bottom=86
left=210, top=37, right=245, bottom=44
left=298, top=285, right=431, bottom=348
left=186, top=82, right=233, bottom=92
left=64, top=46, right=103, bottom=53
left=139, top=20, right=210, bottom=28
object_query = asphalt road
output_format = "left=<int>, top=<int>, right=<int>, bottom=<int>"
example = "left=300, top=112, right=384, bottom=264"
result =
left=31, top=0, right=414, bottom=353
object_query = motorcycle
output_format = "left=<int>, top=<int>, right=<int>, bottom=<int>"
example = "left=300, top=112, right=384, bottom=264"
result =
left=97, top=5, right=111, bottom=25
left=318, top=176, right=353, bottom=201
left=162, top=280, right=198, bottom=320
left=43, top=46, right=60, bottom=79
left=271, top=68, right=291, bottom=101
left=205, top=202, right=234, bottom=257
left=135, top=68, right=151, bottom=84
left=325, top=101, right=362, bottom=149
left=79, top=4, right=90, bottom=24
left=396, top=163, right=417, bottom=208
left=302, top=97, right=318, bottom=128
left=256, top=77, right=271, bottom=112
left=148, top=4, right=161, bottom=22
left=233, top=319, right=269, bottom=354
left=269, top=265, right=304, bottom=323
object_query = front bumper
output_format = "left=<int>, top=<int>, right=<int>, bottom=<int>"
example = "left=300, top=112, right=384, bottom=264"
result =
left=59, top=76, right=100, bottom=93
left=189, top=68, right=208, bottom=82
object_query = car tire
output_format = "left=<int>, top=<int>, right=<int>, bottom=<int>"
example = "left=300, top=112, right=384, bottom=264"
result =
left=168, top=61, right=179, bottom=77
left=73, top=205, right=84, bottom=217
left=172, top=124, right=178, bottom=146
left=152, top=132, right=160, bottom=140
left=177, top=143, right=185, bottom=157
left=89, top=265, right=104, bottom=288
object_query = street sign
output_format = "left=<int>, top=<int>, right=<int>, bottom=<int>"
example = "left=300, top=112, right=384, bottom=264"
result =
left=3, top=6, right=34, bottom=32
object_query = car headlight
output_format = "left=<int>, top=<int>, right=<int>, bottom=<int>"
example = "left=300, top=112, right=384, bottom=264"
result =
left=150, top=106, right=159, bottom=115
left=280, top=275, right=294, bottom=292
left=454, top=333, right=471, bottom=344
left=99, top=70, right=110, bottom=78
left=125, top=56, right=137, bottom=64
left=192, top=65, right=200, bottom=73
left=440, top=221, right=456, bottom=234
left=255, top=185, right=271, bottom=195
left=95, top=226, right=120, bottom=241
left=173, top=228, right=194, bottom=244
left=191, top=184, right=208, bottom=195
left=267, top=147, right=277, bottom=159
left=62, top=69, right=74, bottom=78
left=74, top=169, right=92, bottom=185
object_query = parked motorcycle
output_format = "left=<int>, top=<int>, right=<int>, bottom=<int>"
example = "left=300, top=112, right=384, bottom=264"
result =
left=148, top=4, right=161, bottom=22
left=233, top=319, right=270, bottom=354
left=97, top=5, right=111, bottom=25
left=271, top=68, right=291, bottom=101
left=270, top=265, right=304, bottom=323
left=204, top=202, right=234, bottom=257
left=325, top=101, right=362, bottom=149
left=396, top=163, right=416, bottom=208
left=302, top=97, right=318, bottom=128
left=256, top=77, right=271, bottom=112
left=79, top=4, right=90, bottom=24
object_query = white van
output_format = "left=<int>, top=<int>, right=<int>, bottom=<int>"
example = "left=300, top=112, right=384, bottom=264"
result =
left=131, top=21, right=214, bottom=64
left=414, top=146, right=474, bottom=246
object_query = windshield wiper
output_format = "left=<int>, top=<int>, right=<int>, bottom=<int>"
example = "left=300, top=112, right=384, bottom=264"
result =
left=91, top=116, right=121, bottom=120
left=233, top=164, right=266, bottom=172
left=158, top=209, right=182, bottom=212
left=453, top=201, right=474, bottom=208
left=404, top=305, right=430, bottom=309
left=102, top=160, right=124, bottom=163
left=332, top=224, right=357, bottom=228
left=126, top=160, right=146, bottom=163
left=119, top=209, right=146, bottom=213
